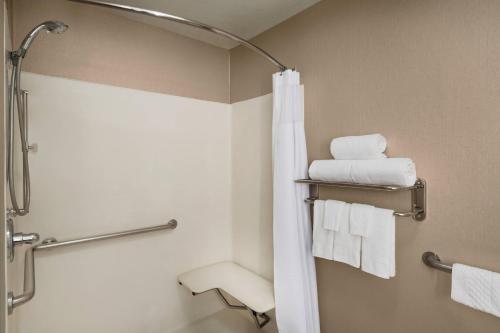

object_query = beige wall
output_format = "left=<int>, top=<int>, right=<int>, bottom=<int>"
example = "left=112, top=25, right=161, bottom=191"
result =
left=12, top=0, right=230, bottom=103
left=230, top=0, right=500, bottom=332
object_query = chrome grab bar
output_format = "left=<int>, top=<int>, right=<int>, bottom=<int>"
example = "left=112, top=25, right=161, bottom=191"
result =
left=7, top=219, right=178, bottom=314
left=422, top=251, right=453, bottom=273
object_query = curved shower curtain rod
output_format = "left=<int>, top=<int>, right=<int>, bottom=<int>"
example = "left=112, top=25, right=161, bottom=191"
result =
left=68, top=0, right=289, bottom=71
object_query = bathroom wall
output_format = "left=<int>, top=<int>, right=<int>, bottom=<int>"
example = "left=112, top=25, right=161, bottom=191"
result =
left=231, top=93, right=274, bottom=280
left=230, top=0, right=500, bottom=332
left=13, top=73, right=232, bottom=333
left=11, top=0, right=230, bottom=103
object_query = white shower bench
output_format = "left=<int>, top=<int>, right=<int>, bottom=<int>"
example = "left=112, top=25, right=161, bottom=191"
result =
left=178, top=261, right=275, bottom=329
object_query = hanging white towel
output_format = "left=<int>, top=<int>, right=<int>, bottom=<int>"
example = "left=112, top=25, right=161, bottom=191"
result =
left=330, top=134, right=387, bottom=160
left=323, top=200, right=346, bottom=232
left=309, top=158, right=417, bottom=187
left=360, top=208, right=395, bottom=279
left=312, top=200, right=334, bottom=260
left=349, top=203, right=375, bottom=238
left=330, top=203, right=361, bottom=268
left=451, top=264, right=500, bottom=318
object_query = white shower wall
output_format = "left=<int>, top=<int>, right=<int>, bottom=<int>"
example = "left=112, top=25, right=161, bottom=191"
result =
left=11, top=73, right=233, bottom=333
left=231, top=94, right=274, bottom=281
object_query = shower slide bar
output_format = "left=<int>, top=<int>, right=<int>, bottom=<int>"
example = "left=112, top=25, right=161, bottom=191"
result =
left=7, top=219, right=178, bottom=314
left=422, top=251, right=453, bottom=273
left=68, top=0, right=289, bottom=71
left=296, top=178, right=427, bottom=221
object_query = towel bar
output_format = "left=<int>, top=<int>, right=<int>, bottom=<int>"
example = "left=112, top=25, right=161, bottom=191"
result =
left=422, top=251, right=452, bottom=273
left=304, top=197, right=423, bottom=218
left=296, top=178, right=426, bottom=221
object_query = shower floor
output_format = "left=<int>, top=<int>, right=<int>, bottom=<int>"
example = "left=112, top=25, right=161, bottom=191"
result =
left=172, top=309, right=277, bottom=333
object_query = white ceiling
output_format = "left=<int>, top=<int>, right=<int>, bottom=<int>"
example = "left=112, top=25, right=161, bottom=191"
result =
left=107, top=0, right=321, bottom=49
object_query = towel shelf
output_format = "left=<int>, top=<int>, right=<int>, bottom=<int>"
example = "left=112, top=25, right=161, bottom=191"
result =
left=296, top=178, right=426, bottom=221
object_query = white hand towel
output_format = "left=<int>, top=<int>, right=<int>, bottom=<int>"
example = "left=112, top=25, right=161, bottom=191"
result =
left=332, top=203, right=361, bottom=268
left=323, top=200, right=346, bottom=232
left=330, top=134, right=387, bottom=160
left=451, top=264, right=500, bottom=318
left=309, top=158, right=417, bottom=187
left=361, top=208, right=395, bottom=279
left=312, top=200, right=334, bottom=260
left=349, top=203, right=375, bottom=238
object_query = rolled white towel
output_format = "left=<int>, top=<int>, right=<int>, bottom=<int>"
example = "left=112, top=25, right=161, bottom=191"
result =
left=330, top=134, right=387, bottom=160
left=308, top=158, right=417, bottom=187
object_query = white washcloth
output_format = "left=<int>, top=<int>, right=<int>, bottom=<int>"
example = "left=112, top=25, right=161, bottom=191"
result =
left=349, top=203, right=375, bottom=237
left=451, top=264, right=500, bottom=318
left=312, top=200, right=334, bottom=260
left=331, top=203, right=361, bottom=268
left=309, top=158, right=417, bottom=187
left=361, top=208, right=395, bottom=279
left=330, top=134, right=387, bottom=160
left=323, top=200, right=346, bottom=231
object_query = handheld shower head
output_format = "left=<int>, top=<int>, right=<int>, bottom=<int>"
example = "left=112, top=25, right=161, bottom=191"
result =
left=45, top=21, right=69, bottom=34
left=16, top=21, right=68, bottom=58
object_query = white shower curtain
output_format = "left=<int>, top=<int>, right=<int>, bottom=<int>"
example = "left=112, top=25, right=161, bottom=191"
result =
left=272, top=69, right=320, bottom=333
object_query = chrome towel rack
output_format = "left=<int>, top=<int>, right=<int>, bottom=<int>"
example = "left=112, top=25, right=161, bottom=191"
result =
left=296, top=178, right=426, bottom=221
left=7, top=219, right=178, bottom=314
left=422, top=251, right=453, bottom=273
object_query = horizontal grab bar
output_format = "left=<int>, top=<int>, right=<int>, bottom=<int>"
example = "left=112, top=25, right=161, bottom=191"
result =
left=422, top=251, right=453, bottom=273
left=36, top=219, right=177, bottom=251
left=8, top=219, right=178, bottom=314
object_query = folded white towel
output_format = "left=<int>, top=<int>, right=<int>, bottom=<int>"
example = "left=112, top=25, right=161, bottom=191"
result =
left=451, top=264, right=500, bottom=318
left=330, top=134, right=387, bottom=160
left=331, top=203, right=361, bottom=268
left=312, top=200, right=334, bottom=260
left=361, top=208, right=395, bottom=279
left=349, top=203, right=375, bottom=238
left=308, top=158, right=417, bottom=187
left=323, top=200, right=346, bottom=232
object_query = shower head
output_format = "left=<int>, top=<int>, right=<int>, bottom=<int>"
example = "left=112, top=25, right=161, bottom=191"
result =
left=45, top=21, right=69, bottom=34
left=15, top=21, right=68, bottom=58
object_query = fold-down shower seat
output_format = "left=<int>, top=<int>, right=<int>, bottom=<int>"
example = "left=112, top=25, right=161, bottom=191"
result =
left=178, top=261, right=275, bottom=329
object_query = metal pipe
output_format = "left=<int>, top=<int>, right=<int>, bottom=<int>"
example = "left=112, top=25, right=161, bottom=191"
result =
left=67, top=0, right=288, bottom=71
left=8, top=220, right=177, bottom=314
left=422, top=251, right=453, bottom=273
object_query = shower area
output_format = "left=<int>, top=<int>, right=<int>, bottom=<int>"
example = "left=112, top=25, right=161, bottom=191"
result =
left=1, top=0, right=301, bottom=332
left=4, top=0, right=500, bottom=333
